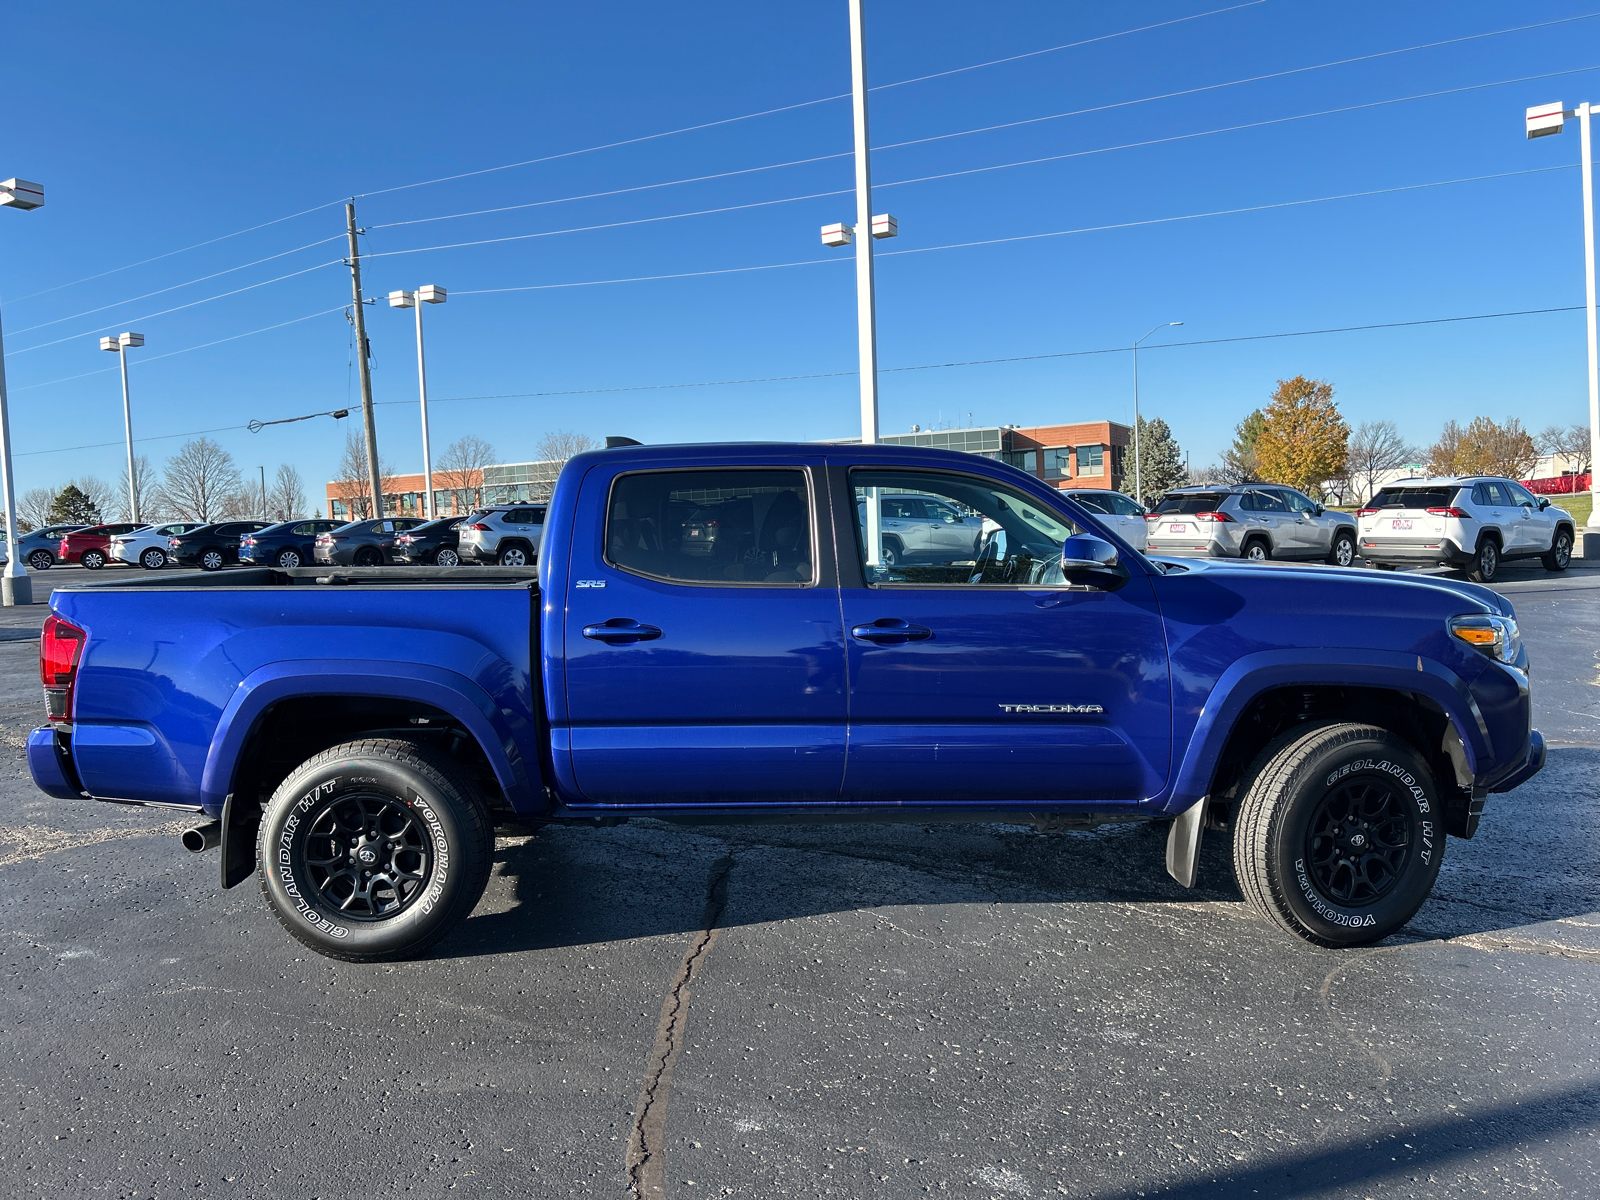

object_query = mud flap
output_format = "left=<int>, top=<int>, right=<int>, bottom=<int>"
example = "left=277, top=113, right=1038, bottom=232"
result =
left=220, top=792, right=259, bottom=890
left=1165, top=796, right=1207, bottom=889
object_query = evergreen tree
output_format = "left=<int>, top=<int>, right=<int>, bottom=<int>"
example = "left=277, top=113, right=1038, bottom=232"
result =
left=46, top=484, right=101, bottom=526
left=1131, top=416, right=1185, bottom=506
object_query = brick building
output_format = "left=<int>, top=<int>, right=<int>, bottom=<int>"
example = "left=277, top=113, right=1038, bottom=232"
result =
left=877, top=419, right=1132, bottom=491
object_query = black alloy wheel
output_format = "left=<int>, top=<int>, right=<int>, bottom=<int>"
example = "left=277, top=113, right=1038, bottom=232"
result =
left=1303, top=778, right=1412, bottom=906
left=354, top=546, right=382, bottom=567
left=302, top=791, right=434, bottom=920
left=434, top=547, right=460, bottom=567
left=1244, top=538, right=1271, bottom=563
left=81, top=549, right=106, bottom=570
left=199, top=548, right=225, bottom=571
left=276, top=548, right=302, bottom=568
left=1543, top=529, right=1573, bottom=572
left=27, top=550, right=52, bottom=571
left=1467, top=538, right=1499, bottom=583
left=1327, top=532, right=1356, bottom=568
left=139, top=547, right=166, bottom=570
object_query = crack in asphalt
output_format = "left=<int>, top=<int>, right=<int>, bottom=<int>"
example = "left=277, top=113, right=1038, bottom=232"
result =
left=626, top=853, right=734, bottom=1200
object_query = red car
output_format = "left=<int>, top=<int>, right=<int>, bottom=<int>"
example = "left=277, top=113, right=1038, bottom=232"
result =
left=59, top=523, right=143, bottom=570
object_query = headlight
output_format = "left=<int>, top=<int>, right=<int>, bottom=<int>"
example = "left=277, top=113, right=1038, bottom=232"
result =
left=1448, top=614, right=1522, bottom=665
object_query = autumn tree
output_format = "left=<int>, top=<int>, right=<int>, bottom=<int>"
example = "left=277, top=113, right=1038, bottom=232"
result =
left=1254, top=376, right=1349, bottom=493
left=1217, top=410, right=1265, bottom=484
left=1347, top=420, right=1418, bottom=503
left=158, top=437, right=242, bottom=521
left=1129, top=415, right=1185, bottom=505
left=1427, top=416, right=1538, bottom=480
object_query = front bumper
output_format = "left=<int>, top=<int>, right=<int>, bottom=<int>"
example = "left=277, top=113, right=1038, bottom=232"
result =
left=1488, top=728, right=1545, bottom=794
left=1360, top=536, right=1471, bottom=567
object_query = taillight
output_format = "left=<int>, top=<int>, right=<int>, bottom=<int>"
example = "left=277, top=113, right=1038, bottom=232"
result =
left=1357, top=507, right=1379, bottom=517
left=469, top=523, right=492, bottom=531
left=1427, top=507, right=1471, bottom=518
left=40, top=615, right=85, bottom=724
left=1195, top=511, right=1234, bottom=523
left=1144, top=513, right=1160, bottom=521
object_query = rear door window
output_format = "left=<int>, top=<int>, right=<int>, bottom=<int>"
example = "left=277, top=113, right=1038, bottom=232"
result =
left=607, top=469, right=813, bottom=585
left=1069, top=493, right=1113, bottom=515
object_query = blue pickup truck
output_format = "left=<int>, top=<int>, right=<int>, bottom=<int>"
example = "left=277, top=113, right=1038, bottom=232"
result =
left=28, top=442, right=1543, bottom=961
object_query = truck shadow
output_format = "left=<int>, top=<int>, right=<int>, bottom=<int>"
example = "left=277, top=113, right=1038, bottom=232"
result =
left=442, top=745, right=1600, bottom=959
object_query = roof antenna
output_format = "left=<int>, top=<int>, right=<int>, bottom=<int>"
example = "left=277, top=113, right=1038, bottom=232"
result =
left=605, top=436, right=642, bottom=448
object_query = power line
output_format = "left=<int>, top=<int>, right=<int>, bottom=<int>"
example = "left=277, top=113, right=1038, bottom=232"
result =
left=14, top=303, right=1581, bottom=459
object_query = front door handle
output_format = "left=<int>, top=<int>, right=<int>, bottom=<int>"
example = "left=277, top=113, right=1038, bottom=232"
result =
left=582, top=618, right=662, bottom=644
left=851, top=619, right=933, bottom=644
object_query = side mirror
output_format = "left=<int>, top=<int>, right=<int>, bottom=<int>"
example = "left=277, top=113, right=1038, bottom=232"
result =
left=1538, top=497, right=1551, bottom=510
left=1060, top=534, right=1129, bottom=589
left=1312, top=504, right=1325, bottom=516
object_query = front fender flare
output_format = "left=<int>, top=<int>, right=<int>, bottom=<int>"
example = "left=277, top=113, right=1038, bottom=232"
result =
left=199, top=659, right=540, bottom=816
left=1167, top=648, right=1488, bottom=814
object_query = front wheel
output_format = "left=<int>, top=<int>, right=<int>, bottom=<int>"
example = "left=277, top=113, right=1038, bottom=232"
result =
left=434, top=547, right=460, bottom=567
left=1327, top=531, right=1356, bottom=568
left=139, top=547, right=166, bottom=570
left=27, top=550, right=53, bottom=571
left=1466, top=539, right=1499, bottom=583
left=199, top=549, right=225, bottom=571
left=1232, top=722, right=1444, bottom=947
left=81, top=549, right=106, bottom=571
left=1543, top=529, right=1573, bottom=572
left=256, top=738, right=494, bottom=962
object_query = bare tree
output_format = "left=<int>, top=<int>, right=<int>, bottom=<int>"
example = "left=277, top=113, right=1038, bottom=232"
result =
left=158, top=437, right=242, bottom=522
left=67, top=475, right=116, bottom=523
left=436, top=434, right=497, bottom=515
left=536, top=429, right=597, bottom=464
left=267, top=464, right=307, bottom=522
left=1347, top=420, right=1417, bottom=503
left=1538, top=422, right=1593, bottom=476
left=328, top=431, right=398, bottom=520
left=112, top=455, right=161, bottom=522
left=18, top=486, right=54, bottom=530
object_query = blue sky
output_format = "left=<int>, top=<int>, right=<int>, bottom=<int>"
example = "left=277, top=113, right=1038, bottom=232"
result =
left=2, top=0, right=1596, bottom=504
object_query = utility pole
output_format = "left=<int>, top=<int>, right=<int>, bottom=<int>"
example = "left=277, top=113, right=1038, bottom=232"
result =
left=259, top=465, right=267, bottom=519
left=345, top=202, right=384, bottom=518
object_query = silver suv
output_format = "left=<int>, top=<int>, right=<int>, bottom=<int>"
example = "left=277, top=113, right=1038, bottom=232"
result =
left=1358, top=476, right=1574, bottom=582
left=1146, top=484, right=1358, bottom=565
left=457, top=504, right=547, bottom=566
left=857, top=491, right=986, bottom=567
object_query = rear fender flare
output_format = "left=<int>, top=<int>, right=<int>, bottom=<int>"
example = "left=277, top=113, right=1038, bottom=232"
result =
left=200, top=659, right=540, bottom=816
left=1167, top=648, right=1489, bottom=814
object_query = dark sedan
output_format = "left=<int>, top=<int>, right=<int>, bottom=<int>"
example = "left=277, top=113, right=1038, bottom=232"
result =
left=168, top=520, right=274, bottom=571
left=240, top=519, right=345, bottom=568
left=313, top=517, right=426, bottom=566
left=393, top=517, right=466, bottom=565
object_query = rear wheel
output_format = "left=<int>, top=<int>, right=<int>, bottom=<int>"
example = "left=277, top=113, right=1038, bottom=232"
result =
left=497, top=544, right=528, bottom=567
left=1543, top=529, right=1573, bottom=572
left=1232, top=722, right=1444, bottom=947
left=434, top=547, right=460, bottom=567
left=257, top=738, right=494, bottom=962
left=354, top=546, right=382, bottom=567
left=275, top=548, right=302, bottom=568
left=1243, top=538, right=1271, bottom=563
left=81, top=549, right=106, bottom=570
left=139, top=547, right=166, bottom=570
left=1327, top=531, right=1356, bottom=567
left=1466, top=538, right=1499, bottom=583
left=27, top=550, right=53, bottom=571
left=199, top=548, right=225, bottom=571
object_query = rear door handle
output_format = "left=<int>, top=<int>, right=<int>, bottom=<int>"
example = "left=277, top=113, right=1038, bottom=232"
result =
left=851, top=619, right=933, bottom=644
left=582, top=618, right=662, bottom=644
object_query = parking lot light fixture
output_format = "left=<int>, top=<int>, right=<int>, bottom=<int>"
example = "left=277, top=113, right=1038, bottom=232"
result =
left=1527, top=101, right=1600, bottom=548
left=390, top=286, right=447, bottom=518
left=0, top=178, right=44, bottom=605
left=101, top=332, right=146, bottom=523
left=1132, top=322, right=1182, bottom=505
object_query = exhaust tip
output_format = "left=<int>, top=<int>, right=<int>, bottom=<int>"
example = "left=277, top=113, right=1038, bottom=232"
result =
left=182, top=821, right=221, bottom=853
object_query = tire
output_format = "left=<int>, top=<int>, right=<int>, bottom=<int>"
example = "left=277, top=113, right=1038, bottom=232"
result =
left=1542, top=529, right=1573, bottom=573
left=354, top=546, right=382, bottom=567
left=139, top=547, right=166, bottom=570
left=434, top=547, right=460, bottom=567
left=1243, top=538, right=1271, bottom=563
left=879, top=538, right=902, bottom=568
left=256, top=738, right=494, bottom=963
left=1466, top=538, right=1499, bottom=583
left=199, top=549, right=225, bottom=572
left=497, top=544, right=529, bottom=567
left=81, top=549, right=106, bottom=571
left=1232, top=722, right=1444, bottom=948
left=276, top=548, right=302, bottom=568
left=27, top=550, right=53, bottom=571
left=1326, top=531, right=1356, bottom=568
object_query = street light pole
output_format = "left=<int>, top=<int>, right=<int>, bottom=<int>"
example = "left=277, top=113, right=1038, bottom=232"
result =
left=100, top=332, right=145, bottom=522
left=0, top=178, right=44, bottom=606
left=389, top=286, right=447, bottom=519
left=1527, top=100, right=1600, bottom=550
left=1132, top=321, right=1182, bottom=504
left=849, top=0, right=879, bottom=449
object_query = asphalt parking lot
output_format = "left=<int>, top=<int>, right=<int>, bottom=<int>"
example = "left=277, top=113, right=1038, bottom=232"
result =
left=1, top=559, right=1598, bottom=1199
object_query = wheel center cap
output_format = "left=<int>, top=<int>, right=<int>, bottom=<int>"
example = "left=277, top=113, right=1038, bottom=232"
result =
left=1347, top=831, right=1367, bottom=850
left=355, top=843, right=382, bottom=866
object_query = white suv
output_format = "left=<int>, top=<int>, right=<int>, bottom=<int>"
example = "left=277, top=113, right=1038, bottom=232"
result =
left=456, top=504, right=547, bottom=566
left=1059, top=488, right=1148, bottom=547
left=1358, top=477, right=1574, bottom=582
